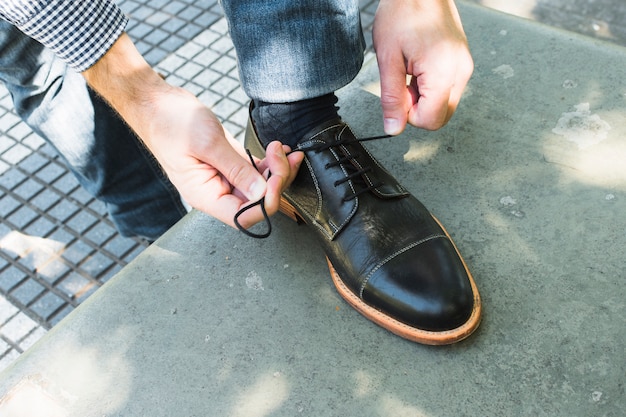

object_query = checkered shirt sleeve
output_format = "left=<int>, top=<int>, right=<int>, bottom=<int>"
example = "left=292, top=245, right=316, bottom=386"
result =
left=0, top=0, right=128, bottom=72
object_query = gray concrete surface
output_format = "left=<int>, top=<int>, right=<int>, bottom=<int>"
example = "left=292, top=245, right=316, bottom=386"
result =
left=2, top=0, right=626, bottom=371
left=468, top=0, right=626, bottom=47
left=0, top=2, right=625, bottom=416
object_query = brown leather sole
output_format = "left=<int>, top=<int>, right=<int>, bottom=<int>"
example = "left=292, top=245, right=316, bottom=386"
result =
left=279, top=197, right=482, bottom=345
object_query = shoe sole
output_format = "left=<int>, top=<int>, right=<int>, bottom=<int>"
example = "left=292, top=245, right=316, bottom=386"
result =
left=279, top=197, right=482, bottom=345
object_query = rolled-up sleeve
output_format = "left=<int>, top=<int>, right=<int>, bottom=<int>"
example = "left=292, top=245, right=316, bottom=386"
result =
left=0, top=0, right=128, bottom=72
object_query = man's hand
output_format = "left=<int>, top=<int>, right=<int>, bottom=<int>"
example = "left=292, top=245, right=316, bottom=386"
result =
left=373, top=0, right=474, bottom=134
left=83, top=33, right=303, bottom=229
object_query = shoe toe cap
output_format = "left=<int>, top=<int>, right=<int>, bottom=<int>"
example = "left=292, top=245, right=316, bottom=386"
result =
left=362, top=237, right=476, bottom=332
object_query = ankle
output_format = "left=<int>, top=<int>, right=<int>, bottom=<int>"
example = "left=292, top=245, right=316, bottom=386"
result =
left=251, top=93, right=340, bottom=148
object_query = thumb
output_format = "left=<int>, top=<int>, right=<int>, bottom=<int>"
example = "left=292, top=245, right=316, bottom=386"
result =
left=211, top=141, right=267, bottom=201
left=377, top=54, right=412, bottom=136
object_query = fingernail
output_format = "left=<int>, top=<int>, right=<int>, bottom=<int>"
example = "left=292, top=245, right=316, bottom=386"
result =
left=248, top=178, right=266, bottom=201
left=384, top=118, right=401, bottom=135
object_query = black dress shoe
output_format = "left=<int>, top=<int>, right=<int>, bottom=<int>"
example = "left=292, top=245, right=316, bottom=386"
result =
left=245, top=109, right=481, bottom=345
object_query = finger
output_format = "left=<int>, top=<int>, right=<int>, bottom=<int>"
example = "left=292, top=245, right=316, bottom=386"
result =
left=407, top=74, right=452, bottom=131
left=208, top=137, right=268, bottom=202
left=258, top=142, right=289, bottom=215
left=183, top=167, right=253, bottom=228
left=447, top=53, right=474, bottom=120
left=408, top=49, right=474, bottom=130
left=259, top=142, right=304, bottom=215
left=254, top=143, right=303, bottom=188
left=377, top=52, right=413, bottom=136
left=285, top=150, right=304, bottom=184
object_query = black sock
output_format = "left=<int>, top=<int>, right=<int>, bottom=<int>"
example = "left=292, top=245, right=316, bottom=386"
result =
left=251, top=93, right=340, bottom=148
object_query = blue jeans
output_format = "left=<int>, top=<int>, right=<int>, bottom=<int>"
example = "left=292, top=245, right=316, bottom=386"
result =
left=0, top=22, right=187, bottom=240
left=222, top=0, right=365, bottom=102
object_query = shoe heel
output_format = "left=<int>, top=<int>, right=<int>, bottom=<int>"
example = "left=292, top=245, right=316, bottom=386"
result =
left=279, top=197, right=303, bottom=224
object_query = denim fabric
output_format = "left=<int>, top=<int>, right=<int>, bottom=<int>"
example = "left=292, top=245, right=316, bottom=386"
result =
left=0, top=22, right=187, bottom=240
left=221, top=0, right=365, bottom=102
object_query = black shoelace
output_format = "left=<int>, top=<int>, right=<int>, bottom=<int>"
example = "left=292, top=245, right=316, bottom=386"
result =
left=234, top=133, right=392, bottom=238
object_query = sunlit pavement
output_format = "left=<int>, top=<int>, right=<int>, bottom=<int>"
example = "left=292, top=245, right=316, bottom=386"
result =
left=1, top=2, right=625, bottom=412
left=0, top=0, right=624, bottom=379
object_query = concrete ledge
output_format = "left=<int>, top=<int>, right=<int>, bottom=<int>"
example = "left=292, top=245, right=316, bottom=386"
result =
left=1, top=3, right=625, bottom=416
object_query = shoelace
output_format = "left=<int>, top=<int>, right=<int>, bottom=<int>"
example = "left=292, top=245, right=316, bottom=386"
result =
left=234, top=133, right=392, bottom=238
